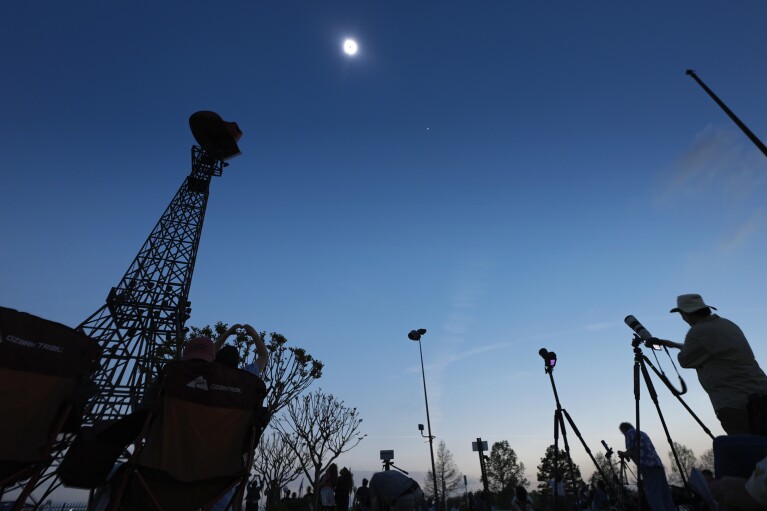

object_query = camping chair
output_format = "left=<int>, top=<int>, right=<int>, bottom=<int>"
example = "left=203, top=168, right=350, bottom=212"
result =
left=713, top=434, right=767, bottom=479
left=105, top=359, right=268, bottom=511
left=0, top=306, right=101, bottom=510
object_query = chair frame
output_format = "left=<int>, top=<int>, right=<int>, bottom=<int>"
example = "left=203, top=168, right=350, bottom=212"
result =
left=0, top=403, right=73, bottom=511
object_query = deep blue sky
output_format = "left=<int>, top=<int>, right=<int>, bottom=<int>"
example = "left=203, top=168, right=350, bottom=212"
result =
left=3, top=0, right=767, bottom=494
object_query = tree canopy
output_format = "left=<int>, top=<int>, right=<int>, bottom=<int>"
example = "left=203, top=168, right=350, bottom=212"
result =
left=536, top=445, right=583, bottom=497
left=486, top=440, right=528, bottom=494
left=667, top=442, right=696, bottom=485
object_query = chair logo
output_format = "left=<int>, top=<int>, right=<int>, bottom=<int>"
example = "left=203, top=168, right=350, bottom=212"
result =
left=1, top=333, right=64, bottom=353
left=186, top=376, right=209, bottom=391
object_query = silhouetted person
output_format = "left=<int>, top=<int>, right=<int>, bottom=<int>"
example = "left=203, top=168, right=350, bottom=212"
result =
left=618, top=422, right=675, bottom=511
left=369, top=470, right=423, bottom=511
left=355, top=478, right=371, bottom=511
left=511, top=486, right=533, bottom=511
left=215, top=323, right=269, bottom=377
left=654, top=294, right=767, bottom=434
left=304, top=486, right=315, bottom=511
left=336, top=467, right=353, bottom=511
left=590, top=481, right=608, bottom=511
left=246, top=477, right=263, bottom=511
left=320, top=464, right=339, bottom=510
left=709, top=455, right=767, bottom=510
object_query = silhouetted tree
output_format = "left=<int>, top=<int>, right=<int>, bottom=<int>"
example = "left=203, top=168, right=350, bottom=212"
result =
left=252, top=429, right=303, bottom=510
left=698, top=448, right=714, bottom=473
left=485, top=440, right=527, bottom=506
left=587, top=452, right=615, bottom=486
left=424, top=441, right=464, bottom=505
left=536, top=445, right=583, bottom=498
left=487, top=440, right=528, bottom=493
left=668, top=442, right=696, bottom=485
left=276, top=389, right=365, bottom=511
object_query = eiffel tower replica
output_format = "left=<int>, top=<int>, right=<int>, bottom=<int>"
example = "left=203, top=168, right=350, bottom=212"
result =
left=28, top=111, right=243, bottom=504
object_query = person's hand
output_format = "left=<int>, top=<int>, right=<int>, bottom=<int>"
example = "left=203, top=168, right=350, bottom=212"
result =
left=228, top=323, right=242, bottom=333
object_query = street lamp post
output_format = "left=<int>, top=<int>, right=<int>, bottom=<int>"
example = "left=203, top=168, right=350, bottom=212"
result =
left=409, top=328, right=439, bottom=510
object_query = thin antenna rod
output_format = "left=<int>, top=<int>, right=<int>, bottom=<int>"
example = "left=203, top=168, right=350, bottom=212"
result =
left=686, top=69, right=767, bottom=159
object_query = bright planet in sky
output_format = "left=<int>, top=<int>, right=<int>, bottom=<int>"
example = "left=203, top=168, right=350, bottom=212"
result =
left=343, top=38, right=358, bottom=56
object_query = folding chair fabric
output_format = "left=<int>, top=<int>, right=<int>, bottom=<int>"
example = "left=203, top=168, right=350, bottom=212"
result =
left=108, top=359, right=267, bottom=510
left=136, top=359, right=266, bottom=482
left=0, top=306, right=101, bottom=466
left=0, top=368, right=75, bottom=461
left=713, top=434, right=767, bottom=478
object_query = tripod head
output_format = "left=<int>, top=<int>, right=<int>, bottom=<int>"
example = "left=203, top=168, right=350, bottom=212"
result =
left=381, top=459, right=409, bottom=474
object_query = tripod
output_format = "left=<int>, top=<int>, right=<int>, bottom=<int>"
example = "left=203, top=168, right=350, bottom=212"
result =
left=601, top=440, right=631, bottom=511
left=618, top=454, right=631, bottom=484
left=631, top=336, right=713, bottom=508
left=541, top=351, right=609, bottom=511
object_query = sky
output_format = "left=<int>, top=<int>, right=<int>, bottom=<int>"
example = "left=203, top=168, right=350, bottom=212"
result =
left=3, top=0, right=767, bottom=501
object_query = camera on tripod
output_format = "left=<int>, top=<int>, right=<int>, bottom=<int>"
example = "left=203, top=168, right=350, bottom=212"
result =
left=539, top=348, right=557, bottom=368
left=600, top=440, right=614, bottom=458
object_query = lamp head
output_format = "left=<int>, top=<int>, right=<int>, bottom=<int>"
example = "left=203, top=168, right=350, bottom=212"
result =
left=408, top=328, right=427, bottom=341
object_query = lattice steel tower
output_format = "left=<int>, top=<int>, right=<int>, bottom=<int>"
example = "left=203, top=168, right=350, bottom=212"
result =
left=77, top=111, right=243, bottom=422
left=17, top=112, right=243, bottom=507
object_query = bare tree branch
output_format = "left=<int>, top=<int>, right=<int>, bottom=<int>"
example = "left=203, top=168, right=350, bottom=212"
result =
left=275, top=389, right=366, bottom=510
left=252, top=428, right=305, bottom=508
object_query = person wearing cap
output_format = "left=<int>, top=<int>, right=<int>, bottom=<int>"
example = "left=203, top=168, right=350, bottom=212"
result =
left=652, top=294, right=767, bottom=434
left=183, top=335, right=216, bottom=362
left=140, top=335, right=217, bottom=408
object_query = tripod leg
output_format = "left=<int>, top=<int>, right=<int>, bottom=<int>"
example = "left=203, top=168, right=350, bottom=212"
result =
left=643, top=353, right=715, bottom=439
left=557, top=411, right=579, bottom=504
left=553, top=410, right=560, bottom=511
left=633, top=352, right=645, bottom=511
left=640, top=359, right=692, bottom=493
left=562, top=409, right=609, bottom=484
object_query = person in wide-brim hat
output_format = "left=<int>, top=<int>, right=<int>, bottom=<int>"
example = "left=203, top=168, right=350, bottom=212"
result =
left=652, top=294, right=767, bottom=435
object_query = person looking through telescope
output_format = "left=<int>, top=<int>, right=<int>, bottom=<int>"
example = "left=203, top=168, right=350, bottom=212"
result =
left=618, top=423, right=675, bottom=511
left=649, top=294, right=767, bottom=435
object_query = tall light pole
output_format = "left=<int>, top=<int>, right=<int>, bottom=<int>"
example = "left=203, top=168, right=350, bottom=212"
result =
left=409, top=328, right=439, bottom=509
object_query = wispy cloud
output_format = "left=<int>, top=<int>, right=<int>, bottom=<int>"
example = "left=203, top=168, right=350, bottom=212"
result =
left=416, top=258, right=495, bottom=423
left=656, top=125, right=767, bottom=204
left=427, top=341, right=512, bottom=372
left=719, top=209, right=766, bottom=253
